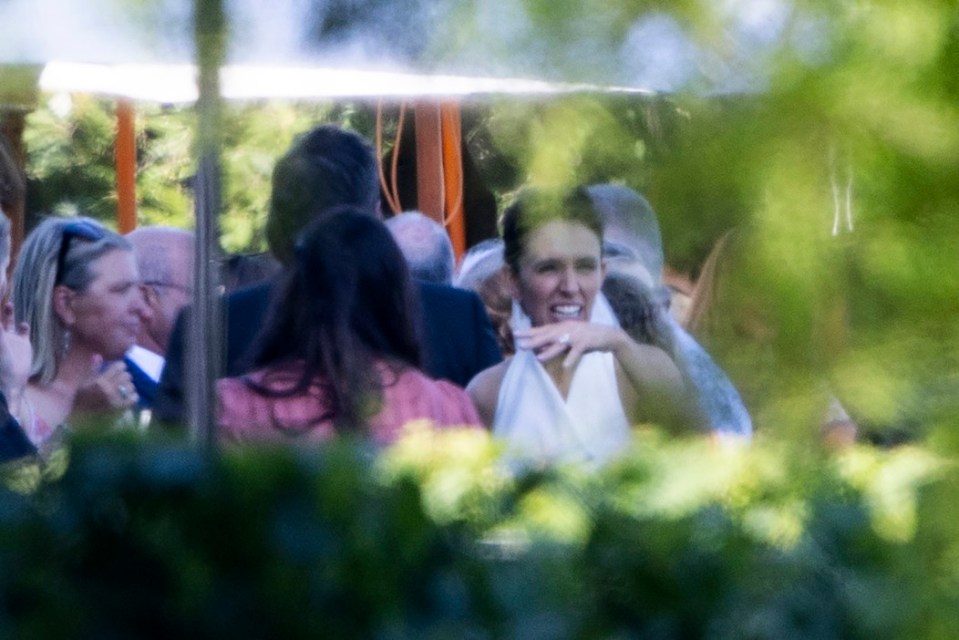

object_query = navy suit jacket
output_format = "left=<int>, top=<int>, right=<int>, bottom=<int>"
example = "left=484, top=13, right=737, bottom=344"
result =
left=0, top=391, right=35, bottom=462
left=123, top=356, right=158, bottom=409
left=153, top=278, right=502, bottom=426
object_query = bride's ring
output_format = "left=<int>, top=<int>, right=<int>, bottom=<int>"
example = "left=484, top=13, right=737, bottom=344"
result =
left=118, top=385, right=131, bottom=400
left=557, top=333, right=571, bottom=345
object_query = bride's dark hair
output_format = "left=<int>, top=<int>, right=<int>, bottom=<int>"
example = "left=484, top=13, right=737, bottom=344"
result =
left=501, top=186, right=604, bottom=274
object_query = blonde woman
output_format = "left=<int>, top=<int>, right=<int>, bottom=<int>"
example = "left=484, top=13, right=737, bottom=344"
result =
left=13, top=217, right=149, bottom=446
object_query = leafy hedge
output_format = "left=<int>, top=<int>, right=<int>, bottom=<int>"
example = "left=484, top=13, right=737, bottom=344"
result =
left=1, top=428, right=957, bottom=639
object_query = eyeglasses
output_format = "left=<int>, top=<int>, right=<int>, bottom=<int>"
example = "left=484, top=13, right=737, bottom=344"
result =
left=143, top=281, right=194, bottom=296
left=55, top=220, right=106, bottom=286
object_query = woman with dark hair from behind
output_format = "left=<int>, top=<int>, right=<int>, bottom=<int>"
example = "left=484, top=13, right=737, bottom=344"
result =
left=216, top=207, right=481, bottom=443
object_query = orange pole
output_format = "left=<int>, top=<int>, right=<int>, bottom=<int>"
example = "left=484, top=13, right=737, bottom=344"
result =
left=115, top=99, right=137, bottom=233
left=413, top=101, right=444, bottom=222
left=440, top=102, right=466, bottom=261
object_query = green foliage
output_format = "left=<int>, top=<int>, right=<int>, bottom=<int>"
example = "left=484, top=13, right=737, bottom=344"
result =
left=468, top=95, right=679, bottom=218
left=24, top=95, right=120, bottom=223
left=24, top=96, right=196, bottom=231
left=0, top=436, right=496, bottom=638
left=24, top=97, right=337, bottom=252
left=1, top=431, right=957, bottom=638
left=133, top=104, right=195, bottom=228
left=217, top=101, right=336, bottom=252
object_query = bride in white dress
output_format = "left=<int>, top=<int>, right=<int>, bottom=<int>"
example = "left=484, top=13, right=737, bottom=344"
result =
left=467, top=188, right=698, bottom=465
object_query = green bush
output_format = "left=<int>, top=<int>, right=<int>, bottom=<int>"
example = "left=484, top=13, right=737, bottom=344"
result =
left=1, top=429, right=957, bottom=638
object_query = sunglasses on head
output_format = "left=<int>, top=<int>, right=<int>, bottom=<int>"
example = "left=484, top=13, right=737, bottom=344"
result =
left=55, top=220, right=106, bottom=286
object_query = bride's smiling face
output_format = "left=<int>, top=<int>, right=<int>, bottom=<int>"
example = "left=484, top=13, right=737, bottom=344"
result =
left=512, top=220, right=606, bottom=327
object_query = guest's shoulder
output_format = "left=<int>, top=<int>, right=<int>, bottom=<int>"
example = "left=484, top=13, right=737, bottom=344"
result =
left=168, top=281, right=275, bottom=336
left=397, top=366, right=470, bottom=395
left=215, top=373, right=271, bottom=440
left=387, top=366, right=483, bottom=428
left=226, top=280, right=275, bottom=309
left=215, top=376, right=253, bottom=408
left=466, top=358, right=510, bottom=388
left=416, top=281, right=481, bottom=306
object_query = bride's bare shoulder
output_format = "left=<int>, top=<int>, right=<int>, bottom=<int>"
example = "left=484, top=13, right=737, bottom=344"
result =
left=466, top=358, right=513, bottom=426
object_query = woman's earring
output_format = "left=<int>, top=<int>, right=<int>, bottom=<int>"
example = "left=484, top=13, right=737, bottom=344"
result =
left=61, top=329, right=71, bottom=355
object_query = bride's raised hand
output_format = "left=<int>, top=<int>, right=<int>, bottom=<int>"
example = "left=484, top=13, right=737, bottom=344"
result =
left=514, top=321, right=629, bottom=370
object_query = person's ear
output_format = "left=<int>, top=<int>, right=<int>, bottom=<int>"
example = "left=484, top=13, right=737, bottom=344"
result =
left=141, top=284, right=161, bottom=310
left=52, top=284, right=77, bottom=327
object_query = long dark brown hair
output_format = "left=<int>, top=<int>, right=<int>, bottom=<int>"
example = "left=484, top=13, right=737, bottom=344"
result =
left=248, top=207, right=422, bottom=432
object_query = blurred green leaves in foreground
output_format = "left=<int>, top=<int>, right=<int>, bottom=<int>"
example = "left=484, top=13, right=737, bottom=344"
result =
left=2, top=427, right=959, bottom=638
left=473, top=0, right=959, bottom=446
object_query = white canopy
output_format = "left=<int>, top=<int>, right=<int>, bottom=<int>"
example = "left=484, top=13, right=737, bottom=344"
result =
left=39, top=62, right=655, bottom=103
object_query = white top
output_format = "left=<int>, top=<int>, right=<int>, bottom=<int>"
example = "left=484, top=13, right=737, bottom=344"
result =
left=126, top=345, right=165, bottom=383
left=492, top=294, right=631, bottom=466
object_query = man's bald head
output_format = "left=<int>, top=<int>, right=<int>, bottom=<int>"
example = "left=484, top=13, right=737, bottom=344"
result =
left=385, top=211, right=455, bottom=285
left=126, top=226, right=195, bottom=355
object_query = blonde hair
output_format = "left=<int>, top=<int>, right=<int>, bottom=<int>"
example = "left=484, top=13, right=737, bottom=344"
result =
left=13, top=217, right=129, bottom=384
left=685, top=231, right=734, bottom=337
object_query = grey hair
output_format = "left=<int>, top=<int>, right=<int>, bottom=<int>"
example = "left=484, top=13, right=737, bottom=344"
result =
left=125, top=226, right=195, bottom=285
left=455, top=238, right=504, bottom=290
left=586, top=184, right=664, bottom=284
left=385, top=211, right=455, bottom=285
left=13, top=216, right=130, bottom=384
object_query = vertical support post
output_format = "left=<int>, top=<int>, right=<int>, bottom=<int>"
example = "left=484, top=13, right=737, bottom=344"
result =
left=439, top=102, right=466, bottom=261
left=414, top=101, right=467, bottom=261
left=115, top=99, right=137, bottom=233
left=189, top=0, right=226, bottom=450
left=413, top=101, right=444, bottom=221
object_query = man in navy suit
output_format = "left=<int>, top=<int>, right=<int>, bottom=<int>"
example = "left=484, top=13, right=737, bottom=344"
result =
left=0, top=406, right=34, bottom=461
left=124, top=227, right=195, bottom=409
left=153, top=125, right=502, bottom=426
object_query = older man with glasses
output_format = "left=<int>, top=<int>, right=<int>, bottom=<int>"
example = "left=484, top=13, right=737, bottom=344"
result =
left=125, top=226, right=195, bottom=409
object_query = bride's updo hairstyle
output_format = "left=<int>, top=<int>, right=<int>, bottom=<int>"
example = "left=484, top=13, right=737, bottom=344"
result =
left=501, top=187, right=605, bottom=274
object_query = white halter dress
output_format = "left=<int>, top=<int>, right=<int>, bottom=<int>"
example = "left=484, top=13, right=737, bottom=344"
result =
left=492, top=294, right=631, bottom=465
